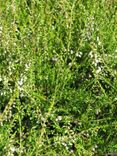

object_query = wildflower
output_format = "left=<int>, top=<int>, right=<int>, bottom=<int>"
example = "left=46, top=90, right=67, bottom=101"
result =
left=56, top=116, right=62, bottom=121
left=70, top=50, right=74, bottom=54
left=89, top=51, right=93, bottom=58
left=0, top=26, right=2, bottom=31
left=10, top=146, right=16, bottom=152
left=18, top=78, right=23, bottom=86
left=0, top=77, right=2, bottom=81
left=52, top=56, right=58, bottom=62
left=96, top=67, right=101, bottom=74
left=96, top=109, right=101, bottom=115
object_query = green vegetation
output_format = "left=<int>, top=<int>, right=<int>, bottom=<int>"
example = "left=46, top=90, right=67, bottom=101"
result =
left=0, top=0, right=117, bottom=155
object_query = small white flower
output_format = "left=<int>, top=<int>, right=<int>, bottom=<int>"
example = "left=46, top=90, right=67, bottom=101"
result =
left=96, top=109, right=101, bottom=115
left=76, top=51, right=82, bottom=58
left=95, top=59, right=99, bottom=64
left=92, top=147, right=95, bottom=152
left=97, top=36, right=99, bottom=42
left=92, top=61, right=97, bottom=67
left=95, top=144, right=98, bottom=148
left=70, top=150, right=74, bottom=153
left=24, top=44, right=26, bottom=48
left=52, top=57, right=58, bottom=62
left=52, top=26, right=55, bottom=30
left=70, top=50, right=74, bottom=54
left=0, top=121, right=3, bottom=126
left=96, top=67, right=101, bottom=74
left=10, top=88, right=12, bottom=93
left=8, top=151, right=14, bottom=156
left=62, top=142, right=67, bottom=147
left=89, top=51, right=93, bottom=58
left=0, top=26, right=2, bottom=31
left=98, top=41, right=101, bottom=45
left=97, top=36, right=101, bottom=45
left=56, top=116, right=62, bottom=121
left=76, top=52, right=79, bottom=57
left=25, top=63, right=30, bottom=71
left=68, top=62, right=72, bottom=67
left=13, top=42, right=16, bottom=46
left=18, top=78, right=23, bottom=86
left=0, top=92, right=3, bottom=96
left=10, top=146, right=16, bottom=152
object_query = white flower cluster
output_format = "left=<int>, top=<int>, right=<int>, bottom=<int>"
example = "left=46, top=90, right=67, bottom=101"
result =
left=4, top=138, right=24, bottom=156
left=56, top=115, right=62, bottom=121
left=89, top=51, right=102, bottom=74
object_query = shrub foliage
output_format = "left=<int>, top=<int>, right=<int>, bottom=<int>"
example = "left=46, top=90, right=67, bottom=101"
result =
left=0, top=0, right=117, bottom=155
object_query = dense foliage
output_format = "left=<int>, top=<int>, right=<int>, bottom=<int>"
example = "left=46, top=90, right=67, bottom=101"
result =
left=0, top=0, right=117, bottom=155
